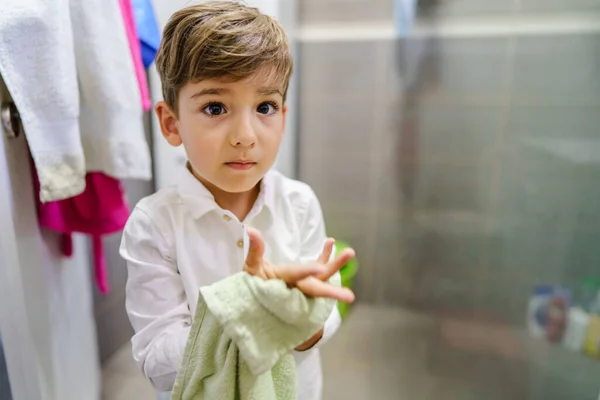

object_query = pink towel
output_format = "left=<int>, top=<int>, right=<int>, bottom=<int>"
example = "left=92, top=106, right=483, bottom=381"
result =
left=120, top=0, right=152, bottom=111
left=33, top=163, right=130, bottom=294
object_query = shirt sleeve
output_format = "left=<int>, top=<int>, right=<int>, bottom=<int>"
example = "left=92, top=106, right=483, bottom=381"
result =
left=296, top=188, right=342, bottom=350
left=119, top=207, right=191, bottom=392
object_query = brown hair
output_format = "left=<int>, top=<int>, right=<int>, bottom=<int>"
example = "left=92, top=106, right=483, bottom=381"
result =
left=155, top=1, right=293, bottom=113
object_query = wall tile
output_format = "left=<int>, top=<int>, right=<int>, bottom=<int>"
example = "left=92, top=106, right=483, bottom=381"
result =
left=520, top=0, right=600, bottom=12
left=299, top=0, right=393, bottom=24
left=513, top=34, right=600, bottom=103
left=299, top=41, right=384, bottom=100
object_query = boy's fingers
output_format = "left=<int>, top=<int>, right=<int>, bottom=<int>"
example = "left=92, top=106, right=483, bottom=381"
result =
left=275, top=264, right=326, bottom=285
left=244, top=228, right=265, bottom=273
left=320, top=248, right=355, bottom=280
left=296, top=276, right=356, bottom=303
left=317, top=238, right=335, bottom=264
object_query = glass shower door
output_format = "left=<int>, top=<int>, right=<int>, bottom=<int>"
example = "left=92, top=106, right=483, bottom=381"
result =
left=298, top=0, right=600, bottom=399
left=385, top=1, right=600, bottom=398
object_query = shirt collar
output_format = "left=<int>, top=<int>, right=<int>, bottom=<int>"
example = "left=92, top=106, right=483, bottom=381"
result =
left=177, top=166, right=276, bottom=221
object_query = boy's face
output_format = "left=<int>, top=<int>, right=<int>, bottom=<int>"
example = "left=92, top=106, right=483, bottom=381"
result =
left=156, top=71, right=287, bottom=194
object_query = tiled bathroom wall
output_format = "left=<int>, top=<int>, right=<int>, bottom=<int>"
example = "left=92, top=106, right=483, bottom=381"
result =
left=297, top=8, right=600, bottom=327
left=299, top=0, right=600, bottom=24
left=297, top=11, right=600, bottom=396
left=299, top=0, right=393, bottom=24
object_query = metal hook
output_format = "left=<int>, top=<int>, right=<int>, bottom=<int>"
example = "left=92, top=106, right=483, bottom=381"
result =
left=1, top=102, right=21, bottom=139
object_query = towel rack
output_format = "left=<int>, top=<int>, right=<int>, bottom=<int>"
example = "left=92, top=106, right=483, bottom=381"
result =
left=1, top=102, right=21, bottom=139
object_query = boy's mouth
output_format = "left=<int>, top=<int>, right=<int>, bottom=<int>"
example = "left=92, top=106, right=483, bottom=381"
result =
left=225, top=161, right=257, bottom=171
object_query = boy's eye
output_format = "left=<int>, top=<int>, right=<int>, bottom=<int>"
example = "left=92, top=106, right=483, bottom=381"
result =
left=202, top=102, right=226, bottom=116
left=257, top=101, right=279, bottom=115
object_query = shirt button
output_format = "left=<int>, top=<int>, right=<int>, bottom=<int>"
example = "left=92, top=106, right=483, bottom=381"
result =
left=237, top=239, right=244, bottom=249
left=223, top=214, right=232, bottom=222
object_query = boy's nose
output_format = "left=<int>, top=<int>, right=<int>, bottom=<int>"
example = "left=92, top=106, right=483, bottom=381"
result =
left=230, top=115, right=257, bottom=147
left=234, top=138, right=255, bottom=148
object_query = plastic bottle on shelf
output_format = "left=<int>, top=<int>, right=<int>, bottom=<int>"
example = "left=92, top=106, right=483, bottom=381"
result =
left=527, top=285, right=570, bottom=342
left=563, top=307, right=591, bottom=352
left=562, top=278, right=598, bottom=353
left=583, top=290, right=600, bottom=358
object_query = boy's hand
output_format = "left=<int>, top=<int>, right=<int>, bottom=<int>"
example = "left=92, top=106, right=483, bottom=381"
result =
left=243, top=227, right=324, bottom=284
left=243, top=228, right=355, bottom=303
left=296, top=237, right=355, bottom=304
left=295, top=238, right=355, bottom=351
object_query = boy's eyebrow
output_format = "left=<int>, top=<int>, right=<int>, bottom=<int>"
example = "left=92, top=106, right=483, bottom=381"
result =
left=190, top=88, right=230, bottom=99
left=257, top=87, right=283, bottom=96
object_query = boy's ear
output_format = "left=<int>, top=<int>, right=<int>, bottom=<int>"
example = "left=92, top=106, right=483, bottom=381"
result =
left=155, top=101, right=182, bottom=147
left=281, top=104, right=288, bottom=130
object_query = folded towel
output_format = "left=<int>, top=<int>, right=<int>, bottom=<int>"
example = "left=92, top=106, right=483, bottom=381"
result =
left=171, top=272, right=335, bottom=400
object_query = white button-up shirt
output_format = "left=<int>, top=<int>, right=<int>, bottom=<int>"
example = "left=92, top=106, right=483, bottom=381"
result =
left=120, top=168, right=341, bottom=400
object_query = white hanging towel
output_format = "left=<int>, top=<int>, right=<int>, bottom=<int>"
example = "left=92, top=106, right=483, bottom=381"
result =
left=0, top=0, right=152, bottom=202
left=0, top=0, right=84, bottom=202
left=70, top=0, right=151, bottom=180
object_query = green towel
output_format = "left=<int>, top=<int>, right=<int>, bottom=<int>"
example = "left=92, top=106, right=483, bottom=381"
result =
left=170, top=272, right=335, bottom=400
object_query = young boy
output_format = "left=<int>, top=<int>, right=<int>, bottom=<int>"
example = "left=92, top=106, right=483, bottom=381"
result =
left=119, top=2, right=355, bottom=399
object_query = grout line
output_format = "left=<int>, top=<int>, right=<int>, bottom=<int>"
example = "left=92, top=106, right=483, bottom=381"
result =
left=479, top=24, right=518, bottom=302
left=363, top=42, right=390, bottom=304
left=298, top=12, right=600, bottom=42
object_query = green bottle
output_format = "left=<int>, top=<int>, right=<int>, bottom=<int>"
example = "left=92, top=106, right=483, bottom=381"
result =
left=580, top=277, right=600, bottom=312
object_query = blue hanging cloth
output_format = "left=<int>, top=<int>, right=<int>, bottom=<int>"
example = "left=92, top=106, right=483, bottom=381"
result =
left=132, top=0, right=161, bottom=68
left=394, top=0, right=418, bottom=37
